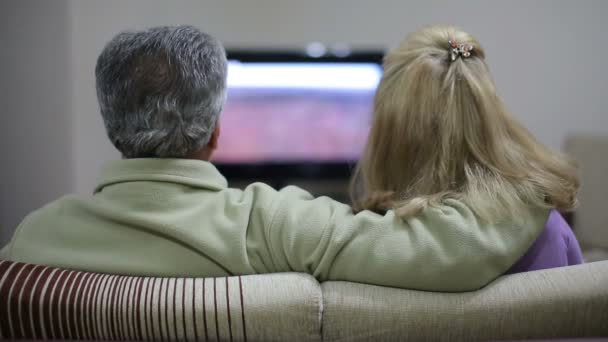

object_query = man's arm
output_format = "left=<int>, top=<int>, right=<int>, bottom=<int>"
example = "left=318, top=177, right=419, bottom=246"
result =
left=247, top=186, right=547, bottom=292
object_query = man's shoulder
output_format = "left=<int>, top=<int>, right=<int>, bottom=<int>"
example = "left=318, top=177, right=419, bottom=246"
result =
left=13, top=194, right=82, bottom=230
left=222, top=182, right=351, bottom=229
left=228, top=182, right=315, bottom=203
left=1, top=194, right=82, bottom=260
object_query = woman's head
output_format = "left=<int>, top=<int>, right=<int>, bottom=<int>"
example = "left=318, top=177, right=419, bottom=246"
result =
left=351, top=25, right=578, bottom=222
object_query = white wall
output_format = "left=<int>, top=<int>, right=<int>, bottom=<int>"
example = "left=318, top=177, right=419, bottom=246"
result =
left=2, top=0, right=607, bottom=239
left=0, top=0, right=72, bottom=243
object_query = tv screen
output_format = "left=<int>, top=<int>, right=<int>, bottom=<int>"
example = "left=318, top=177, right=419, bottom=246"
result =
left=213, top=56, right=383, bottom=166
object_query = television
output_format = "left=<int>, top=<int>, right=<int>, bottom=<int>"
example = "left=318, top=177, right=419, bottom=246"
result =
left=214, top=50, right=384, bottom=181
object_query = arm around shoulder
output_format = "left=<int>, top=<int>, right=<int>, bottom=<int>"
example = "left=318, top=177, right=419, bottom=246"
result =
left=249, top=187, right=548, bottom=292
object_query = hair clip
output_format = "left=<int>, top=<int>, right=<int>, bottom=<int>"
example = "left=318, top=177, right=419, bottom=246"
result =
left=448, top=40, right=473, bottom=61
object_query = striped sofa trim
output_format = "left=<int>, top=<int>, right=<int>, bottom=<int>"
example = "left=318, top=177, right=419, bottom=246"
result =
left=0, top=260, right=248, bottom=341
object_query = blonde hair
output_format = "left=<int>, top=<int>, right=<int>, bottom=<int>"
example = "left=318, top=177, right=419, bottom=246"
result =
left=350, top=25, right=579, bottom=222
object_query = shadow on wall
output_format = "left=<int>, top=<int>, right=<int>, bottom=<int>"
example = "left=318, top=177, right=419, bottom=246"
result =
left=563, top=134, right=608, bottom=261
left=0, top=0, right=73, bottom=245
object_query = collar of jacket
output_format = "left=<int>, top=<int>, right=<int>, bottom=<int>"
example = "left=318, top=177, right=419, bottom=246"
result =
left=94, top=158, right=229, bottom=193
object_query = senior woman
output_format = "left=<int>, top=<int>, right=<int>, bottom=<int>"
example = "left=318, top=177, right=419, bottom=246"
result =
left=0, top=26, right=547, bottom=291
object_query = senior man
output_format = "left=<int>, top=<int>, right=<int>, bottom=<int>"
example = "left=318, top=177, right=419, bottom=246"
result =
left=0, top=26, right=546, bottom=291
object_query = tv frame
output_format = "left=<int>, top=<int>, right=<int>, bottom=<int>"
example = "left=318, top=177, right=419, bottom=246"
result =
left=215, top=49, right=385, bottom=182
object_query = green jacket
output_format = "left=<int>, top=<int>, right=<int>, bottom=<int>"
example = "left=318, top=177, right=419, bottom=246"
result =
left=0, top=158, right=548, bottom=291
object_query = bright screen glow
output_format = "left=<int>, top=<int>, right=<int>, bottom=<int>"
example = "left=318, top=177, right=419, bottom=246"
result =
left=213, top=61, right=382, bottom=163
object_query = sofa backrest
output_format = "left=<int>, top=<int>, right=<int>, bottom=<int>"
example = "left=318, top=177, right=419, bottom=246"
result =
left=0, top=260, right=322, bottom=341
left=2, top=259, right=608, bottom=341
left=322, top=261, right=608, bottom=341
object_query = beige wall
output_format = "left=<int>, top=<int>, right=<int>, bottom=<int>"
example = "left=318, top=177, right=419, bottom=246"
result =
left=2, top=0, right=608, bottom=240
left=0, top=0, right=72, bottom=243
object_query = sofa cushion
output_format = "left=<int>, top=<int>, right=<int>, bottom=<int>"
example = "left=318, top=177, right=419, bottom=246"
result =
left=321, top=261, right=608, bottom=341
left=0, top=260, right=322, bottom=341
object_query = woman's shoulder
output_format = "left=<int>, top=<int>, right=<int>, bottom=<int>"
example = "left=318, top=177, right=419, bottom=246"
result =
left=545, top=209, right=575, bottom=239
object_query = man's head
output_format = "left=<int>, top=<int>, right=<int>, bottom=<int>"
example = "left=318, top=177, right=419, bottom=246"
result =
left=95, top=25, right=227, bottom=159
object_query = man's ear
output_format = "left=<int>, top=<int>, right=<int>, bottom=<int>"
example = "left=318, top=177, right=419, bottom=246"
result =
left=208, top=124, right=220, bottom=149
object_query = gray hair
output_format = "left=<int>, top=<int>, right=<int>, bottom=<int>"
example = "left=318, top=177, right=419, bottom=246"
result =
left=95, top=25, right=227, bottom=158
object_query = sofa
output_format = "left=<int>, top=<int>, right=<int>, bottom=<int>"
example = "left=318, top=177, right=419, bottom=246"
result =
left=0, top=259, right=607, bottom=341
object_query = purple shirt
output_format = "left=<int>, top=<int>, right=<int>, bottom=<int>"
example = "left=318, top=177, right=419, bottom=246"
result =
left=507, top=209, right=584, bottom=274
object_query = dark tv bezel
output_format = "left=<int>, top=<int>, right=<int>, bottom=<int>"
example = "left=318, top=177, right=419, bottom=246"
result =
left=215, top=49, right=384, bottom=181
